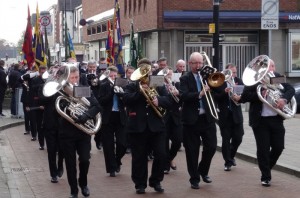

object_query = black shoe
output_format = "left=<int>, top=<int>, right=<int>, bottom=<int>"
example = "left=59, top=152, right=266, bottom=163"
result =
left=224, top=165, right=231, bottom=171
left=109, top=171, right=116, bottom=177
left=31, top=137, right=36, bottom=141
left=231, top=159, right=237, bottom=166
left=261, top=180, right=271, bottom=187
left=149, top=184, right=164, bottom=193
left=116, top=165, right=121, bottom=173
left=81, top=186, right=90, bottom=197
left=39, top=146, right=44, bottom=150
left=69, top=194, right=78, bottom=198
left=57, top=167, right=64, bottom=178
left=136, top=188, right=145, bottom=194
left=191, top=183, right=200, bottom=189
left=51, top=176, right=58, bottom=183
left=201, top=175, right=212, bottom=183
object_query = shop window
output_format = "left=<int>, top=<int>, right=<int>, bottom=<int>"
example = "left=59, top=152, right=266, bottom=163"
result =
left=97, top=25, right=101, bottom=33
left=288, top=32, right=300, bottom=74
left=92, top=27, right=96, bottom=34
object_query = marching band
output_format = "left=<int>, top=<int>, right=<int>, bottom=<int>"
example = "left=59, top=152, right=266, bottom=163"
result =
left=6, top=52, right=296, bottom=197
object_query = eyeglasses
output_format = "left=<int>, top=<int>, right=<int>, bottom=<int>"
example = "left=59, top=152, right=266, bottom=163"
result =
left=190, top=62, right=203, bottom=65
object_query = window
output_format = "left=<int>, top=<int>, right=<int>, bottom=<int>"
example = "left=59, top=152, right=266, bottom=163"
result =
left=97, top=25, right=101, bottom=33
left=87, top=28, right=91, bottom=35
left=92, top=27, right=96, bottom=34
left=287, top=31, right=300, bottom=76
left=102, top=23, right=107, bottom=32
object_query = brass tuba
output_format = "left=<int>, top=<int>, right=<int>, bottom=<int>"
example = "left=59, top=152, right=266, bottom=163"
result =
left=198, top=51, right=225, bottom=120
left=43, top=66, right=102, bottom=135
left=130, top=64, right=166, bottom=118
left=157, top=68, right=180, bottom=103
left=242, top=55, right=297, bottom=119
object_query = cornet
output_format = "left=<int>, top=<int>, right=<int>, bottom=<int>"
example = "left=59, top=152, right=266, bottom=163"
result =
left=157, top=68, right=180, bottom=103
left=222, top=69, right=240, bottom=106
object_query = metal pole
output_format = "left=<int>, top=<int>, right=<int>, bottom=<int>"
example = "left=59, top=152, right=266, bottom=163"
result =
left=268, top=30, right=272, bottom=58
left=213, top=0, right=220, bottom=71
left=64, top=0, right=67, bottom=60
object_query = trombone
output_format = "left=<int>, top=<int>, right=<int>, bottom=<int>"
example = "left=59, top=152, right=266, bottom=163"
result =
left=198, top=51, right=225, bottom=120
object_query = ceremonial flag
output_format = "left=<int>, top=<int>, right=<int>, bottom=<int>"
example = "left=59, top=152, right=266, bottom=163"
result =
left=137, top=32, right=144, bottom=60
left=113, top=0, right=125, bottom=75
left=65, top=22, right=76, bottom=61
left=22, top=5, right=34, bottom=70
left=129, top=22, right=137, bottom=68
left=33, top=4, right=47, bottom=69
left=106, top=20, right=114, bottom=65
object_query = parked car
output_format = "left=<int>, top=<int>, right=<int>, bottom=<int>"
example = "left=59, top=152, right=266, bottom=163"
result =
left=292, top=83, right=300, bottom=113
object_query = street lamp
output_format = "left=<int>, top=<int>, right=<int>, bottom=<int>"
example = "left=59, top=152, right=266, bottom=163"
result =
left=212, top=0, right=221, bottom=71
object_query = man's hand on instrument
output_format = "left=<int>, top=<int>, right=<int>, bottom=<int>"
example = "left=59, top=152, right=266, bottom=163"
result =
left=75, top=114, right=89, bottom=124
left=225, top=87, right=232, bottom=93
left=232, top=94, right=241, bottom=102
left=152, top=96, right=159, bottom=107
left=276, top=98, right=287, bottom=110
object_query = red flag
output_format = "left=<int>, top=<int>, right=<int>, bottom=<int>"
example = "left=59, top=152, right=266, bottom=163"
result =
left=106, top=20, right=114, bottom=65
left=22, top=5, right=34, bottom=69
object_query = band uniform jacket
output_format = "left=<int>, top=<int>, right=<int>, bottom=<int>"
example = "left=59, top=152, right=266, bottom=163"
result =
left=123, top=81, right=172, bottom=133
left=179, top=71, right=216, bottom=125
left=213, top=77, right=244, bottom=128
left=98, top=78, right=127, bottom=126
left=240, top=72, right=295, bottom=128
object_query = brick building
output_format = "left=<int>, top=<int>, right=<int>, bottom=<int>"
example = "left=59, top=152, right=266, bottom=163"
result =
left=82, top=0, right=300, bottom=82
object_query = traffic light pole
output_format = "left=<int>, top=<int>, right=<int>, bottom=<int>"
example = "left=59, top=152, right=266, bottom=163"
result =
left=213, top=0, right=220, bottom=71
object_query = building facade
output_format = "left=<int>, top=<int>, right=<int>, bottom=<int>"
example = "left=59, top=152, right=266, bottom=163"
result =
left=77, top=0, right=300, bottom=82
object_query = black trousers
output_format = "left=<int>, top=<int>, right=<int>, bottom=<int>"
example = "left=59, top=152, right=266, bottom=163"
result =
left=60, top=132, right=91, bottom=195
left=102, top=112, right=127, bottom=173
left=219, top=112, right=244, bottom=166
left=29, top=109, right=44, bottom=146
left=22, top=103, right=30, bottom=132
left=183, top=114, right=217, bottom=185
left=0, top=89, right=4, bottom=114
left=252, top=116, right=285, bottom=181
left=45, top=128, right=64, bottom=178
left=164, top=117, right=182, bottom=170
left=129, top=129, right=166, bottom=189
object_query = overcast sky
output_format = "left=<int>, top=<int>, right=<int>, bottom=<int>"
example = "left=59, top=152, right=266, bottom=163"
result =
left=0, top=0, right=57, bottom=45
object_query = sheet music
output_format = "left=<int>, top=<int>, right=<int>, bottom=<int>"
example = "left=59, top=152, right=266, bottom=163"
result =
left=149, top=75, right=165, bottom=87
left=172, top=73, right=182, bottom=83
left=233, top=85, right=245, bottom=95
left=115, top=77, right=128, bottom=87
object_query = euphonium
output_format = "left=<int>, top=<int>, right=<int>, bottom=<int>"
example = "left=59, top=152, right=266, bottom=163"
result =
left=131, top=64, right=166, bottom=118
left=157, top=68, right=180, bottom=103
left=242, top=55, right=297, bottom=119
left=43, top=66, right=102, bottom=135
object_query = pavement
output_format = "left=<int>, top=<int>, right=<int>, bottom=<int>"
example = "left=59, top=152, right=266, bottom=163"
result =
left=1, top=107, right=300, bottom=198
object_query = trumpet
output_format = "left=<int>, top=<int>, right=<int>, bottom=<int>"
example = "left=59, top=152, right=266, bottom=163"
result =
left=157, top=68, right=180, bottom=103
left=198, top=51, right=225, bottom=120
left=222, top=69, right=240, bottom=106
left=99, top=70, right=114, bottom=85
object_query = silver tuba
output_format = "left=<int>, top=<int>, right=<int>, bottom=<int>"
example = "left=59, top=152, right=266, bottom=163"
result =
left=157, top=68, right=180, bottom=103
left=43, top=66, right=102, bottom=135
left=242, top=55, right=297, bottom=119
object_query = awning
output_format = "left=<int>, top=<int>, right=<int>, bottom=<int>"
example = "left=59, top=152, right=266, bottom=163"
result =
left=86, top=8, right=114, bottom=24
left=164, top=11, right=300, bottom=23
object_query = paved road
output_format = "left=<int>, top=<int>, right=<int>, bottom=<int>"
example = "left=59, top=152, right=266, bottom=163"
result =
left=0, top=108, right=300, bottom=198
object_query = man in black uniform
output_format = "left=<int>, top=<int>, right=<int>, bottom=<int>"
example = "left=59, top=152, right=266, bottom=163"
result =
left=98, top=66, right=127, bottom=177
left=123, top=58, right=171, bottom=194
left=0, top=60, right=7, bottom=116
left=214, top=63, right=244, bottom=171
left=179, top=52, right=217, bottom=189
left=58, top=66, right=102, bottom=198
left=233, top=58, right=295, bottom=187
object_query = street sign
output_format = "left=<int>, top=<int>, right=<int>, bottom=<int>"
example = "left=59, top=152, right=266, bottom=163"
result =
left=40, top=16, right=51, bottom=27
left=261, top=0, right=279, bottom=30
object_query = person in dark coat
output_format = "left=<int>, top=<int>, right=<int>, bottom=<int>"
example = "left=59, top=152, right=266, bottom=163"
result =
left=233, top=58, right=295, bottom=187
left=8, top=64, right=22, bottom=117
left=179, top=52, right=217, bottom=189
left=123, top=58, right=172, bottom=194
left=214, top=63, right=244, bottom=171
left=0, top=60, right=7, bottom=116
